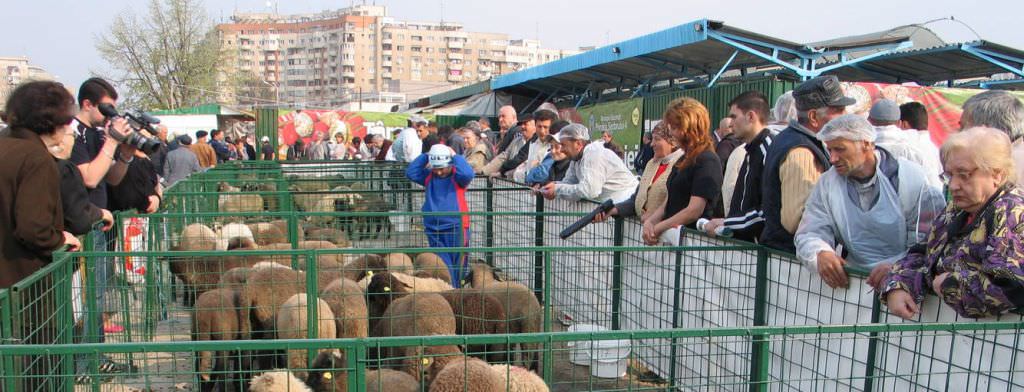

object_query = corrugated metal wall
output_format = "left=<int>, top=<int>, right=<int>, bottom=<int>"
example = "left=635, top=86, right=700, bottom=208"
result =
left=436, top=115, right=494, bottom=130
left=642, top=78, right=796, bottom=127
left=255, top=108, right=278, bottom=159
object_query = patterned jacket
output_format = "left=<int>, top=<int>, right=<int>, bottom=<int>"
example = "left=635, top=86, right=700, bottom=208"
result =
left=881, top=185, right=1024, bottom=318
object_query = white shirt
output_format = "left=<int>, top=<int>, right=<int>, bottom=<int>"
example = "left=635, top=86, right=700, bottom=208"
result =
left=874, top=125, right=942, bottom=190
left=555, top=142, right=639, bottom=203
left=393, top=127, right=422, bottom=163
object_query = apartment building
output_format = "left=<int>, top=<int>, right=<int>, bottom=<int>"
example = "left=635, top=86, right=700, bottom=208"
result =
left=0, top=57, right=53, bottom=107
left=217, top=5, right=579, bottom=108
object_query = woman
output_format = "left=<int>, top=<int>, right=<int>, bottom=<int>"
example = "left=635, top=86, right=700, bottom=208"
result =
left=597, top=123, right=683, bottom=222
left=0, top=80, right=82, bottom=390
left=462, top=127, right=492, bottom=171
left=881, top=127, right=1024, bottom=319
left=642, top=97, right=723, bottom=245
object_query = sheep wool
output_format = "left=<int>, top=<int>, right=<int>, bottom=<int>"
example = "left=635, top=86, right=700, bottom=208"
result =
left=428, top=357, right=504, bottom=392
left=249, top=370, right=312, bottom=392
left=217, top=222, right=256, bottom=251
left=490, top=365, right=550, bottom=392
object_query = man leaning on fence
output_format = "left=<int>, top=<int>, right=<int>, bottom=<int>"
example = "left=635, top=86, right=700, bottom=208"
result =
left=407, top=144, right=475, bottom=287
left=536, top=123, right=638, bottom=203
left=793, top=114, right=945, bottom=289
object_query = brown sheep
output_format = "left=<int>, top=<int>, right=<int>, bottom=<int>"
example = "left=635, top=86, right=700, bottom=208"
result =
left=193, top=288, right=244, bottom=391
left=384, top=253, right=414, bottom=273
left=465, top=262, right=543, bottom=371
left=338, top=254, right=386, bottom=282
left=261, top=241, right=345, bottom=265
left=239, top=268, right=307, bottom=342
left=307, top=351, right=422, bottom=392
left=304, top=227, right=352, bottom=248
left=276, top=294, right=337, bottom=379
left=371, top=293, right=459, bottom=381
left=438, top=289, right=510, bottom=363
left=490, top=364, right=549, bottom=392
left=363, top=272, right=453, bottom=333
left=218, top=267, right=254, bottom=290
left=428, top=357, right=503, bottom=392
left=414, top=253, right=452, bottom=284
left=269, top=219, right=305, bottom=242
left=218, top=183, right=264, bottom=214
left=248, top=222, right=288, bottom=245
left=319, top=278, right=369, bottom=339
left=170, top=252, right=274, bottom=307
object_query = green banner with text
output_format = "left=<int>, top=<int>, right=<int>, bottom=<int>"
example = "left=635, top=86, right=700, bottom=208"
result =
left=577, top=98, right=643, bottom=151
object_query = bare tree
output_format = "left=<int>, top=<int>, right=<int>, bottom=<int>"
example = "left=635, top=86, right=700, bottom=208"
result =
left=96, top=0, right=223, bottom=110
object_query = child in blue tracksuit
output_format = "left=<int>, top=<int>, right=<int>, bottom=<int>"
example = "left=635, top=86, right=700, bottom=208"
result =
left=406, top=144, right=475, bottom=287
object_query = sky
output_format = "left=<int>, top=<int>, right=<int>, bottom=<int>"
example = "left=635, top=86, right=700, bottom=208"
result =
left=3, top=0, right=1023, bottom=92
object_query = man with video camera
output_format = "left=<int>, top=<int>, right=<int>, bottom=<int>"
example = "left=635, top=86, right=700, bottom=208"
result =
left=69, top=77, right=140, bottom=382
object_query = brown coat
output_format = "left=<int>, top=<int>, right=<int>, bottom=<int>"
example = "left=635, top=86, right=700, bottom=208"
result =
left=0, top=128, right=65, bottom=288
left=189, top=142, right=217, bottom=168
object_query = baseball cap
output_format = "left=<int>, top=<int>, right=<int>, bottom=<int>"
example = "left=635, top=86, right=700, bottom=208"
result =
left=554, top=123, right=591, bottom=142
left=195, top=130, right=208, bottom=138
left=177, top=134, right=193, bottom=146
left=792, top=75, right=856, bottom=111
left=868, top=99, right=901, bottom=122
left=427, top=144, right=453, bottom=169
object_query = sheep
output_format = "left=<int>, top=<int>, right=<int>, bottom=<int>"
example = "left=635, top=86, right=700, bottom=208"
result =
left=170, top=252, right=274, bottom=307
left=489, top=365, right=549, bottom=392
left=218, top=267, right=254, bottom=290
left=249, top=370, right=312, bottom=392
left=175, top=223, right=218, bottom=252
left=338, top=254, right=388, bottom=282
left=239, top=268, right=308, bottom=343
left=385, top=253, right=414, bottom=273
left=438, top=289, right=510, bottom=363
left=465, top=262, right=543, bottom=371
left=362, top=272, right=454, bottom=332
left=249, top=222, right=288, bottom=246
left=428, top=357, right=503, bottom=392
left=306, top=351, right=422, bottom=392
left=260, top=240, right=345, bottom=266
left=371, top=293, right=460, bottom=381
left=304, top=227, right=351, bottom=248
left=193, top=288, right=244, bottom=391
left=217, top=222, right=256, bottom=251
left=276, top=294, right=337, bottom=379
left=218, top=183, right=265, bottom=214
left=270, top=219, right=305, bottom=242
left=365, top=369, right=420, bottom=392
left=319, top=278, right=369, bottom=339
left=414, top=253, right=452, bottom=284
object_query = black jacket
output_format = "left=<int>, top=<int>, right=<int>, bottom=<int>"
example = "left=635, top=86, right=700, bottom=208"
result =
left=108, top=157, right=159, bottom=212
left=57, top=159, right=104, bottom=235
left=721, top=129, right=773, bottom=242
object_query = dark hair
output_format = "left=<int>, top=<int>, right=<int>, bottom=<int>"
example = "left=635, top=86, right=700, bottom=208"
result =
left=421, top=133, right=441, bottom=154
left=550, top=120, right=571, bottom=134
left=518, top=113, right=535, bottom=125
left=196, top=130, right=208, bottom=138
left=428, top=121, right=438, bottom=128
left=6, top=81, right=76, bottom=136
left=533, top=109, right=559, bottom=123
left=352, top=136, right=362, bottom=144
left=210, top=129, right=222, bottom=138
left=728, top=91, right=770, bottom=122
left=603, top=140, right=625, bottom=159
left=77, top=77, right=118, bottom=107
left=438, top=125, right=455, bottom=141
left=900, top=102, right=928, bottom=130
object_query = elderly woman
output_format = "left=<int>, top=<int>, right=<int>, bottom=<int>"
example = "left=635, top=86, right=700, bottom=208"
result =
left=596, top=123, right=683, bottom=222
left=882, top=127, right=1024, bottom=319
left=642, top=97, right=724, bottom=245
left=461, top=127, right=492, bottom=171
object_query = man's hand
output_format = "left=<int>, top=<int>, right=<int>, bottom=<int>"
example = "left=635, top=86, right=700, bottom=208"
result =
left=539, top=183, right=557, bottom=200
left=817, top=251, right=849, bottom=288
left=107, top=118, right=131, bottom=143
left=100, top=209, right=114, bottom=232
left=932, top=272, right=950, bottom=297
left=146, top=195, right=160, bottom=213
left=885, top=289, right=920, bottom=320
left=703, top=218, right=725, bottom=237
left=866, top=263, right=893, bottom=291
left=642, top=221, right=660, bottom=245
left=62, top=231, right=81, bottom=252
left=593, top=207, right=619, bottom=223
left=487, top=171, right=501, bottom=179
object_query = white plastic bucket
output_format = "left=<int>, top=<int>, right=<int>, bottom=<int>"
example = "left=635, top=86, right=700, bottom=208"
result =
left=567, top=324, right=606, bottom=365
left=589, top=339, right=631, bottom=378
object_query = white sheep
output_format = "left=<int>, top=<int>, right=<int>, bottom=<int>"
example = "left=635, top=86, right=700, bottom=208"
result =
left=248, top=370, right=312, bottom=392
left=216, top=222, right=256, bottom=251
left=490, top=364, right=549, bottom=392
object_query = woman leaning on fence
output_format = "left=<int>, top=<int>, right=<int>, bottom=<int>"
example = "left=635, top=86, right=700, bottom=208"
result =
left=881, top=127, right=1024, bottom=319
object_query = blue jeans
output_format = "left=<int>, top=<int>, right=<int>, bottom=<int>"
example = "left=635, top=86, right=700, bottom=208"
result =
left=76, top=229, right=114, bottom=372
left=426, top=228, right=470, bottom=288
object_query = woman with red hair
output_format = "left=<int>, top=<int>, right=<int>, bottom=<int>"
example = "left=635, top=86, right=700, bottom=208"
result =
left=642, top=97, right=724, bottom=245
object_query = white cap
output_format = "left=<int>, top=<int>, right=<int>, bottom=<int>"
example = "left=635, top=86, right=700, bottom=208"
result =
left=261, top=136, right=270, bottom=142
left=428, top=144, right=453, bottom=168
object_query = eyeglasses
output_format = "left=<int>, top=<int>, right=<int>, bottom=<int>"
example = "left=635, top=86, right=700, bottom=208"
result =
left=940, top=167, right=979, bottom=185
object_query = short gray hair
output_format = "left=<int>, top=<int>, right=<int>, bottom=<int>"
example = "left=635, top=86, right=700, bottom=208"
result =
left=961, top=90, right=1024, bottom=141
left=817, top=114, right=876, bottom=143
left=796, top=107, right=829, bottom=126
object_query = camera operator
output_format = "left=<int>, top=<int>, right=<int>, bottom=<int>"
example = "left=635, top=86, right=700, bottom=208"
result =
left=69, top=77, right=138, bottom=380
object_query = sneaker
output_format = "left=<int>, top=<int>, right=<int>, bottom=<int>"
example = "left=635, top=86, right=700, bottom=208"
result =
left=103, top=323, right=125, bottom=333
left=98, top=359, right=139, bottom=375
left=75, top=373, right=114, bottom=385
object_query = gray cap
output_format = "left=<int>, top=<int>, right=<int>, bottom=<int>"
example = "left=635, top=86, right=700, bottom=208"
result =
left=869, top=99, right=901, bottom=122
left=554, top=123, right=591, bottom=142
left=177, top=134, right=193, bottom=146
left=792, top=75, right=856, bottom=111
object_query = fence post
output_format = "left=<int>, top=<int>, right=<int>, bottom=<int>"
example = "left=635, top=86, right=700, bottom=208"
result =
left=748, top=247, right=770, bottom=392
left=305, top=250, right=320, bottom=370
left=485, top=177, right=495, bottom=266
left=0, top=289, right=15, bottom=392
left=351, top=345, right=368, bottom=392
left=668, top=246, right=684, bottom=389
left=863, top=296, right=883, bottom=392
left=533, top=194, right=546, bottom=303
left=542, top=250, right=554, bottom=383
left=611, top=217, right=625, bottom=330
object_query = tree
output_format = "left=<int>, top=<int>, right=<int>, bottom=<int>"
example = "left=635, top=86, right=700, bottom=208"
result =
left=96, top=0, right=223, bottom=110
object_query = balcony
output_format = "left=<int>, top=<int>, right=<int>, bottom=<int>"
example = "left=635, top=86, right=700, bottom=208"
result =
left=382, top=37, right=393, bottom=45
left=382, top=72, right=392, bottom=79
left=342, top=70, right=356, bottom=78
left=382, top=60, right=392, bottom=67
left=341, top=58, right=355, bottom=66
left=447, top=52, right=463, bottom=60
left=446, top=39, right=464, bottom=49
left=478, top=64, right=492, bottom=72
left=382, top=49, right=393, bottom=56
left=447, top=73, right=463, bottom=82
left=448, top=62, right=463, bottom=71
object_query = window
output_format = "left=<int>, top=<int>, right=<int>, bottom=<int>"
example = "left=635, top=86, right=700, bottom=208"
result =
left=439, top=48, right=446, bottom=53
left=396, top=45, right=405, bottom=51
left=412, top=35, right=423, bottom=41
left=464, top=49, right=472, bottom=55
left=426, top=47, right=434, bottom=53
left=411, top=46, right=421, bottom=52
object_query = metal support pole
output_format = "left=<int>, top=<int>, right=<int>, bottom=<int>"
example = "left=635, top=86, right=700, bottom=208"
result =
left=748, top=247, right=770, bottom=392
left=610, top=217, right=625, bottom=330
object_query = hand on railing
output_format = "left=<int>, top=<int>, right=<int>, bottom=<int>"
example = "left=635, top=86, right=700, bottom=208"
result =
left=817, top=251, right=849, bottom=288
left=592, top=207, right=618, bottom=223
left=100, top=209, right=114, bottom=232
left=885, top=289, right=920, bottom=319
left=536, top=183, right=557, bottom=200
left=865, top=263, right=892, bottom=291
left=62, top=231, right=81, bottom=252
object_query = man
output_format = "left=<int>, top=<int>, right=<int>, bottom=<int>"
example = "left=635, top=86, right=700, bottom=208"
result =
left=392, top=116, right=428, bottom=163
left=244, top=135, right=257, bottom=161
left=484, top=114, right=537, bottom=178
left=760, top=75, right=850, bottom=252
left=147, top=125, right=170, bottom=181
left=164, top=135, right=202, bottom=186
left=633, top=132, right=655, bottom=175
left=69, top=77, right=137, bottom=381
left=513, top=109, right=558, bottom=182
left=898, top=102, right=941, bottom=182
left=538, top=123, right=639, bottom=203
left=701, top=91, right=775, bottom=242
left=959, top=90, right=1024, bottom=183
left=428, top=120, right=439, bottom=135
left=260, top=136, right=274, bottom=160
left=713, top=117, right=742, bottom=170
left=406, top=144, right=474, bottom=287
left=493, top=105, right=519, bottom=154
left=189, top=130, right=217, bottom=168
left=869, top=99, right=942, bottom=189
left=794, top=114, right=945, bottom=289
left=209, top=129, right=230, bottom=163
left=600, top=131, right=613, bottom=144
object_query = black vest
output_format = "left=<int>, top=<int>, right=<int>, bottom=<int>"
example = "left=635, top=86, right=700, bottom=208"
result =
left=759, top=124, right=829, bottom=252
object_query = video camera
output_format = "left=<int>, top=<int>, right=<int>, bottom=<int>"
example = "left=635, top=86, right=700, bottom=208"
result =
left=559, top=199, right=616, bottom=240
left=97, top=103, right=162, bottom=154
